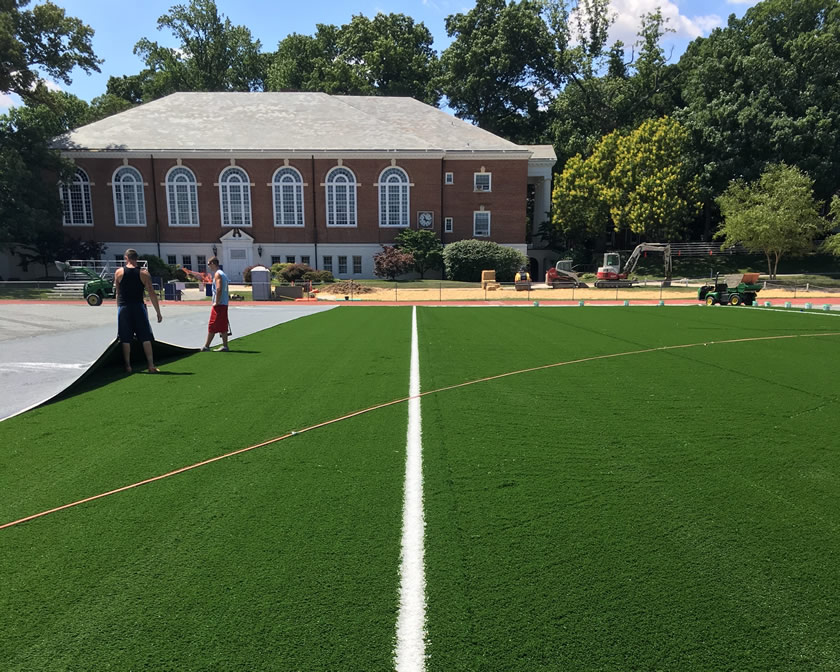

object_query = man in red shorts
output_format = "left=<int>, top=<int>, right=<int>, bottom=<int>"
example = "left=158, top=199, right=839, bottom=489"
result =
left=202, top=256, right=230, bottom=352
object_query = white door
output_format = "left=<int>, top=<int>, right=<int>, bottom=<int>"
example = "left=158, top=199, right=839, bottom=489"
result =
left=224, top=247, right=251, bottom=281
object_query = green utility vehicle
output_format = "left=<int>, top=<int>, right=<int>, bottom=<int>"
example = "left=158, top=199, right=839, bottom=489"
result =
left=82, top=271, right=114, bottom=306
left=698, top=273, right=762, bottom=306
left=55, top=261, right=114, bottom=306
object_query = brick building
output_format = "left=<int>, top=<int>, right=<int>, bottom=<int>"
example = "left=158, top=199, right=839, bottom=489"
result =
left=40, top=92, right=555, bottom=281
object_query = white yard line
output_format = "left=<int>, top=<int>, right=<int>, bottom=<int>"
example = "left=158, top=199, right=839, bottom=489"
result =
left=395, top=306, right=427, bottom=671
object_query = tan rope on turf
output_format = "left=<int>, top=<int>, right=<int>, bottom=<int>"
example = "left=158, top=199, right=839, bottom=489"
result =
left=2, top=331, right=839, bottom=530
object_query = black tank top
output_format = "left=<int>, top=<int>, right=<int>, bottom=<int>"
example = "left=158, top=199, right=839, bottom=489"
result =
left=118, top=266, right=145, bottom=306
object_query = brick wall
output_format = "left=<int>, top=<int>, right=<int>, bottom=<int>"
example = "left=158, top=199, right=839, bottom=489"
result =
left=71, top=156, right=527, bottom=248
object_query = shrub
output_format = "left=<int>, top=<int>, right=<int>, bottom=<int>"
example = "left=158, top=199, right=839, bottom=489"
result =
left=374, top=246, right=414, bottom=280
left=279, top=263, right=313, bottom=283
left=138, top=254, right=177, bottom=282
left=243, top=265, right=257, bottom=283
left=270, top=262, right=291, bottom=279
left=443, top=240, right=528, bottom=282
left=302, top=269, right=335, bottom=283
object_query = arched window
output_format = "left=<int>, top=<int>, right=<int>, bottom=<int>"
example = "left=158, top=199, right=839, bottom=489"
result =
left=219, top=166, right=252, bottom=227
left=377, top=166, right=410, bottom=227
left=272, top=167, right=304, bottom=227
left=112, top=166, right=146, bottom=226
left=60, top=168, right=93, bottom=226
left=325, top=166, right=357, bottom=227
left=165, top=166, right=199, bottom=227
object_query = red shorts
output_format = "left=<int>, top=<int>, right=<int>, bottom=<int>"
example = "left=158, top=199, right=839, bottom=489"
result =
left=208, top=305, right=229, bottom=334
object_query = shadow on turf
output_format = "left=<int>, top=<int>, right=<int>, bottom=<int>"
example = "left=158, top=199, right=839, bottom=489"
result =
left=42, top=338, right=198, bottom=408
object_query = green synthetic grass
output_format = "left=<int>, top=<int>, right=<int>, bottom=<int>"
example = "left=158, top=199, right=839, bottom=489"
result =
left=2, top=306, right=840, bottom=670
left=0, top=307, right=413, bottom=670
left=419, top=307, right=840, bottom=670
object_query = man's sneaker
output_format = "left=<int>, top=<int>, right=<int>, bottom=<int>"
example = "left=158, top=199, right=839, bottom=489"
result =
left=201, top=346, right=211, bottom=352
left=217, top=346, right=230, bottom=352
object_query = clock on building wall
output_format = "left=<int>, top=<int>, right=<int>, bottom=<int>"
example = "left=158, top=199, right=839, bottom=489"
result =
left=418, top=211, right=434, bottom=228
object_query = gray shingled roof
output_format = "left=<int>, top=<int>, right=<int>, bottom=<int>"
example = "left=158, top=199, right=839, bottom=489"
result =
left=53, top=92, right=530, bottom=154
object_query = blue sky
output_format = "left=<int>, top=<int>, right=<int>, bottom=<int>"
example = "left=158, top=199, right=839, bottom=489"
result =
left=1, top=0, right=759, bottom=113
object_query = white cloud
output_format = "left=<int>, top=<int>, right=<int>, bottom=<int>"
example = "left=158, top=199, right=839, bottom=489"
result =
left=726, top=0, right=756, bottom=4
left=607, top=0, right=722, bottom=45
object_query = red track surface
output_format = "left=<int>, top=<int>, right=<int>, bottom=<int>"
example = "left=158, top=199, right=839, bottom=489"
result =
left=1, top=298, right=836, bottom=308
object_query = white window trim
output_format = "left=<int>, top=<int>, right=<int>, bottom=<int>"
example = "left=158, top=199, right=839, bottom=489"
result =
left=111, top=165, right=147, bottom=228
left=474, top=172, right=492, bottom=193
left=376, top=166, right=411, bottom=228
left=473, top=211, right=491, bottom=237
left=60, top=168, right=94, bottom=227
left=445, top=172, right=454, bottom=185
left=165, top=165, right=200, bottom=228
left=444, top=217, right=454, bottom=233
left=271, top=166, right=305, bottom=227
left=218, top=166, right=253, bottom=228
left=325, top=166, right=358, bottom=228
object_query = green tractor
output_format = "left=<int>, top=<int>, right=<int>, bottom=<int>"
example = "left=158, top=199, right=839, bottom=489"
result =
left=56, top=261, right=115, bottom=306
left=698, top=273, right=762, bottom=306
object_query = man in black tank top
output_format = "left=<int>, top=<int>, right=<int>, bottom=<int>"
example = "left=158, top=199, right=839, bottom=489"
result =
left=114, top=248, right=163, bottom=373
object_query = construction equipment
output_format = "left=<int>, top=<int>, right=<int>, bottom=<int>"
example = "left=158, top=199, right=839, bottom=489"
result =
left=514, top=267, right=531, bottom=291
left=698, top=273, right=761, bottom=306
left=595, top=243, right=672, bottom=288
left=545, top=259, right=588, bottom=288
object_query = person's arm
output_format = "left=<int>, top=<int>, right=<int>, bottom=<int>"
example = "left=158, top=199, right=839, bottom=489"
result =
left=113, top=268, right=122, bottom=303
left=213, top=271, right=222, bottom=306
left=141, top=270, right=163, bottom=322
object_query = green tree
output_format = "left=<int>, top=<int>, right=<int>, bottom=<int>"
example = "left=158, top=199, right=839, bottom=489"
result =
left=550, top=141, right=614, bottom=247
left=605, top=116, right=701, bottom=239
left=440, top=0, right=555, bottom=142
left=548, top=4, right=678, bottom=167
left=373, top=246, right=415, bottom=280
left=677, top=0, right=840, bottom=202
left=823, top=196, right=840, bottom=256
left=394, top=229, right=443, bottom=278
left=132, top=0, right=267, bottom=101
left=267, top=14, right=441, bottom=104
left=0, top=0, right=101, bottom=105
left=550, top=117, right=699, bottom=244
left=267, top=27, right=365, bottom=95
left=336, top=14, right=440, bottom=105
left=716, top=164, right=829, bottom=278
left=0, top=94, right=83, bottom=256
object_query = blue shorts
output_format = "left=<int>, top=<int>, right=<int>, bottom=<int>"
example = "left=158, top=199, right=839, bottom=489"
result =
left=117, top=304, right=154, bottom=344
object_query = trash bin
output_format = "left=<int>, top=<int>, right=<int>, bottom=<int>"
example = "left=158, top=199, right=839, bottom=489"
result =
left=164, top=282, right=181, bottom=301
left=251, top=265, right=271, bottom=301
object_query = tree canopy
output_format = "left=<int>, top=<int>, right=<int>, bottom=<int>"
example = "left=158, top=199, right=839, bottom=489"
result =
left=551, top=117, right=700, bottom=244
left=440, top=0, right=555, bottom=143
left=677, top=0, right=840, bottom=201
left=267, top=14, right=440, bottom=105
left=128, top=0, right=267, bottom=101
left=0, top=0, right=100, bottom=105
left=716, top=163, right=829, bottom=277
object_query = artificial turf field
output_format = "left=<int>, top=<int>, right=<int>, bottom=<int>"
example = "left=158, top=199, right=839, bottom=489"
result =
left=1, top=305, right=839, bottom=671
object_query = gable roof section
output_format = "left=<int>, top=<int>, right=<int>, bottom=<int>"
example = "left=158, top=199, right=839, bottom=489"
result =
left=53, top=92, right=530, bottom=156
